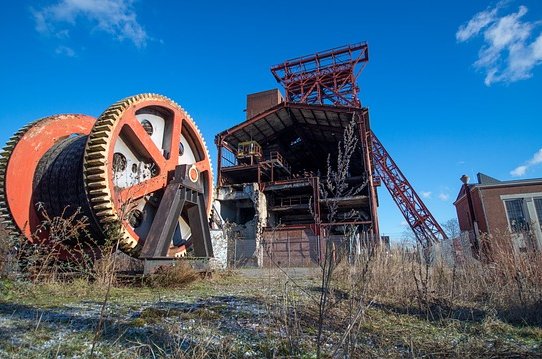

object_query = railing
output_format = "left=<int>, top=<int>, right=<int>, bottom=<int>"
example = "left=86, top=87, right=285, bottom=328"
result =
left=268, top=151, right=283, bottom=162
left=220, top=147, right=292, bottom=178
left=220, top=147, right=238, bottom=167
left=263, top=151, right=291, bottom=173
left=277, top=195, right=311, bottom=207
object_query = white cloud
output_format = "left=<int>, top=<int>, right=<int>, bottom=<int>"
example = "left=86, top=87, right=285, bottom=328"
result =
left=511, top=165, right=527, bottom=176
left=421, top=191, right=432, bottom=199
left=32, top=0, right=148, bottom=47
left=438, top=193, right=450, bottom=201
left=456, top=2, right=503, bottom=42
left=55, top=45, right=76, bottom=57
left=456, top=3, right=542, bottom=85
left=510, top=148, right=542, bottom=176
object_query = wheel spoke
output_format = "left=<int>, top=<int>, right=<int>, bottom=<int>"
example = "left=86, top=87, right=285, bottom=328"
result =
left=195, top=159, right=210, bottom=173
left=166, top=111, right=183, bottom=169
left=117, top=174, right=167, bottom=203
left=124, top=116, right=167, bottom=171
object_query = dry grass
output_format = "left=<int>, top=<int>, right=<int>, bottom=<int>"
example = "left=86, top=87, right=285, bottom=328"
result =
left=356, top=233, right=542, bottom=326
left=0, top=225, right=12, bottom=277
left=1, top=262, right=541, bottom=358
left=2, top=211, right=542, bottom=358
left=145, top=261, right=200, bottom=288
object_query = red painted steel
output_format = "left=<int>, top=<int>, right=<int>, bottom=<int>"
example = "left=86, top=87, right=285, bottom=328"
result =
left=271, top=43, right=369, bottom=107
left=371, top=132, right=448, bottom=246
left=270, top=43, right=446, bottom=246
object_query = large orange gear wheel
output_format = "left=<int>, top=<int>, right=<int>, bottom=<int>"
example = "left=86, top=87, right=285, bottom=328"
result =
left=83, top=94, right=214, bottom=255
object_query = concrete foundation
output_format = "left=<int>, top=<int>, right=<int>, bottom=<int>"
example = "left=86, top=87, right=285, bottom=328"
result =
left=217, top=183, right=267, bottom=267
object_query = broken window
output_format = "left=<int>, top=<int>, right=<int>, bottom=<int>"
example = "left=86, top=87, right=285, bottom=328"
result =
left=238, top=207, right=256, bottom=224
left=505, top=199, right=529, bottom=233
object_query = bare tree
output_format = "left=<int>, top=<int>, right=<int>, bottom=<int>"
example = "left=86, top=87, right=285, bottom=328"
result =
left=316, top=115, right=371, bottom=358
left=443, top=218, right=460, bottom=239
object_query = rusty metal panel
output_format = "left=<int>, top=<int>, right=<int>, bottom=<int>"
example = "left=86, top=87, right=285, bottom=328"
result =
left=262, top=228, right=319, bottom=267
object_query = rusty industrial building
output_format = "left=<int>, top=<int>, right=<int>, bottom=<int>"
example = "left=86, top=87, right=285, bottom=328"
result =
left=214, top=45, right=378, bottom=266
left=214, top=43, right=448, bottom=267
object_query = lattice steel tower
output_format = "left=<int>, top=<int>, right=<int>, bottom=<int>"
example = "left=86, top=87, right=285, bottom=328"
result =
left=271, top=43, right=447, bottom=247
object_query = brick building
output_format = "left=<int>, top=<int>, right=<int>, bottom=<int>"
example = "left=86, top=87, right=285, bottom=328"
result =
left=454, top=173, right=542, bottom=253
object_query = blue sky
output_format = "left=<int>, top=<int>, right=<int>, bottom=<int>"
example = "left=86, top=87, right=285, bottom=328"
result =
left=1, top=1, right=541, bottom=241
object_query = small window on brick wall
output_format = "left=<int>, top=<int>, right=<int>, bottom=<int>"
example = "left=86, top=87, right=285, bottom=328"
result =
left=505, top=199, right=529, bottom=233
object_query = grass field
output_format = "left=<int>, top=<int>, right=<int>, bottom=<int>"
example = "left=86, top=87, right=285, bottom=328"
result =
left=1, top=263, right=541, bottom=358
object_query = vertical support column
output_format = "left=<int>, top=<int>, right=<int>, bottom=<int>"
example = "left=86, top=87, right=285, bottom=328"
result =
left=257, top=165, right=261, bottom=190
left=311, top=176, right=321, bottom=235
left=311, top=176, right=323, bottom=263
left=140, top=183, right=185, bottom=259
left=358, top=109, right=380, bottom=238
left=287, top=232, right=291, bottom=267
left=464, top=183, right=480, bottom=258
left=216, top=137, right=223, bottom=186
left=187, top=190, right=214, bottom=257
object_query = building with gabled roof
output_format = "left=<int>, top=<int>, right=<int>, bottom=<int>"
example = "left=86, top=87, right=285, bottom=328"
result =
left=454, top=173, right=542, bottom=254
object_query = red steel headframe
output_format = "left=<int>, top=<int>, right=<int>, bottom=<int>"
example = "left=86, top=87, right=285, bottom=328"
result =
left=271, top=43, right=369, bottom=107
left=371, top=132, right=448, bottom=246
left=271, top=42, right=446, bottom=247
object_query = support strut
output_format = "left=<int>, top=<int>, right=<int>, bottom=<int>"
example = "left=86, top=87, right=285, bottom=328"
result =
left=370, top=131, right=448, bottom=247
left=140, top=165, right=213, bottom=273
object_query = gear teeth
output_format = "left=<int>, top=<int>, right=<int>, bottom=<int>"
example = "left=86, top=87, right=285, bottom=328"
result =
left=83, top=95, right=145, bottom=254
left=86, top=174, right=108, bottom=181
left=85, top=167, right=106, bottom=175
left=95, top=209, right=115, bottom=217
left=90, top=130, right=110, bottom=138
left=87, top=138, right=108, bottom=146
left=93, top=203, right=113, bottom=211
left=89, top=189, right=108, bottom=196
left=86, top=144, right=107, bottom=153
left=85, top=159, right=107, bottom=167
left=85, top=152, right=107, bottom=161
left=90, top=196, right=109, bottom=203
left=83, top=93, right=214, bottom=257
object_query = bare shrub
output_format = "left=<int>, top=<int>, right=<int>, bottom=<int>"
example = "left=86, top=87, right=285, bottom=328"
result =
left=364, top=244, right=416, bottom=307
left=15, top=204, right=98, bottom=283
left=91, top=224, right=124, bottom=287
left=359, top=231, right=542, bottom=325
left=0, top=225, right=11, bottom=277
left=460, top=231, right=542, bottom=323
left=315, top=115, right=373, bottom=358
left=145, top=260, right=199, bottom=288
left=92, top=251, right=119, bottom=287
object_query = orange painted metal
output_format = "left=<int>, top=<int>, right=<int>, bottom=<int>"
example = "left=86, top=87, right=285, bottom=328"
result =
left=188, top=166, right=199, bottom=182
left=5, top=114, right=95, bottom=240
left=117, top=175, right=168, bottom=204
left=104, top=100, right=213, bottom=247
